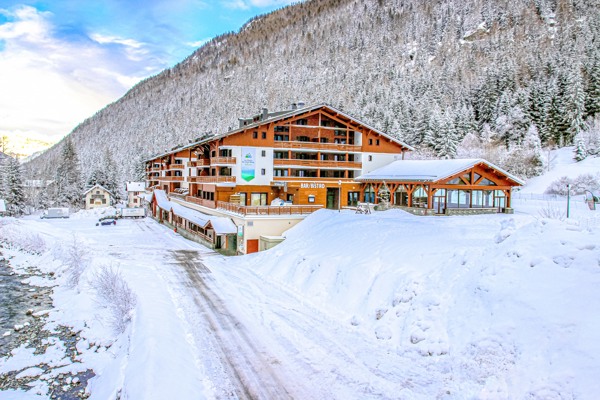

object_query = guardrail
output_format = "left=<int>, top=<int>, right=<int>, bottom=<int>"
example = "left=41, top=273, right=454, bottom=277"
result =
left=217, top=201, right=322, bottom=216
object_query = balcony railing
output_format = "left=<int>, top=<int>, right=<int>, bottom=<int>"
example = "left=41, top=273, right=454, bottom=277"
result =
left=272, top=177, right=355, bottom=182
left=187, top=176, right=236, bottom=183
left=185, top=196, right=216, bottom=209
left=211, top=157, right=236, bottom=165
left=157, top=176, right=184, bottom=182
left=217, top=201, right=322, bottom=216
left=273, top=159, right=362, bottom=169
left=273, top=141, right=360, bottom=152
left=168, top=164, right=185, bottom=170
left=187, top=159, right=210, bottom=167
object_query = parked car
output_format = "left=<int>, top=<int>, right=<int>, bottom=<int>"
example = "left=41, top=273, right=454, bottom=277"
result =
left=96, top=218, right=117, bottom=226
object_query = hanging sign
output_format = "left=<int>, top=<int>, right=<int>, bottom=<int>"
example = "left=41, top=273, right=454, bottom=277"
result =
left=241, top=147, right=256, bottom=182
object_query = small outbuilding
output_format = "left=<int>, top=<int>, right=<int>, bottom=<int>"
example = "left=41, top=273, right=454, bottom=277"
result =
left=84, top=184, right=113, bottom=210
left=125, top=181, right=146, bottom=208
left=356, top=159, right=525, bottom=215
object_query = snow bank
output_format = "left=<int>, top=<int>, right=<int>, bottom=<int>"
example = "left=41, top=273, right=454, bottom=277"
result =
left=228, top=206, right=600, bottom=397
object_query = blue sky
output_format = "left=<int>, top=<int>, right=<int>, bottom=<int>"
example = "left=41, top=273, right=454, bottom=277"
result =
left=0, top=0, right=295, bottom=152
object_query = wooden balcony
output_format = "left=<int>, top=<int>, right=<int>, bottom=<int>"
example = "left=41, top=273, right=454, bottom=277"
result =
left=187, top=176, right=236, bottom=183
left=168, top=164, right=185, bottom=170
left=273, top=141, right=361, bottom=152
left=185, top=196, right=216, bottom=209
left=217, top=201, right=322, bottom=216
left=187, top=159, right=210, bottom=167
left=211, top=157, right=236, bottom=165
left=157, top=176, right=184, bottom=182
left=273, top=159, right=362, bottom=169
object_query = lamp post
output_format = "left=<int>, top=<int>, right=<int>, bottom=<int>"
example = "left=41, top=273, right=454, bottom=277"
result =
left=566, top=183, right=571, bottom=219
left=338, top=180, right=342, bottom=212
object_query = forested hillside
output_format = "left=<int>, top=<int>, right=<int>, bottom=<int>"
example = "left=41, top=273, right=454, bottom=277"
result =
left=25, top=0, right=600, bottom=195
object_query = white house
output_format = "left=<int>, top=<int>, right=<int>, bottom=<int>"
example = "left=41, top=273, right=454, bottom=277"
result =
left=84, top=184, right=112, bottom=210
left=126, top=181, right=146, bottom=208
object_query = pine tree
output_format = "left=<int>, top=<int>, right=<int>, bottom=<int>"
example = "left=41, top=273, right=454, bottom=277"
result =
left=53, top=138, right=83, bottom=208
left=574, top=139, right=587, bottom=161
left=103, top=149, right=120, bottom=204
left=585, top=51, right=600, bottom=118
left=4, top=157, right=25, bottom=216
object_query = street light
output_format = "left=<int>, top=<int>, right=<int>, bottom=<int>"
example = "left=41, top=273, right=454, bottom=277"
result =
left=566, top=183, right=571, bottom=219
left=338, top=180, right=342, bottom=212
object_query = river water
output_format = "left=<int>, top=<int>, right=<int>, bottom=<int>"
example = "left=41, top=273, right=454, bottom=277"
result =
left=0, top=257, right=52, bottom=355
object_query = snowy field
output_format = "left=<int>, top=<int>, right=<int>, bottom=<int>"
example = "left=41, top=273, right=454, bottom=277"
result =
left=1, top=149, right=600, bottom=399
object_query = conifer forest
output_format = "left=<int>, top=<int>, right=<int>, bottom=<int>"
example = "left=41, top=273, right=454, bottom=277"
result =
left=23, top=0, right=600, bottom=197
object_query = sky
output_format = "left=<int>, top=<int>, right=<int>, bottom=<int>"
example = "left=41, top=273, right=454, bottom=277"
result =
left=0, top=0, right=296, bottom=155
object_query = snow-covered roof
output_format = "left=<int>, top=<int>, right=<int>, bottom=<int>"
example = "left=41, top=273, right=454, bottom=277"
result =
left=171, top=202, right=211, bottom=227
left=139, top=193, right=153, bottom=203
left=208, top=217, right=237, bottom=235
left=357, top=159, right=525, bottom=185
left=152, top=190, right=237, bottom=234
left=126, top=182, right=146, bottom=192
left=152, top=190, right=171, bottom=210
left=145, top=103, right=414, bottom=161
left=83, top=184, right=113, bottom=196
left=0, top=199, right=6, bottom=213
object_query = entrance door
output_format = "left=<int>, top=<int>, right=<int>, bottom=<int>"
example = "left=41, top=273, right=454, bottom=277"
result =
left=326, top=188, right=339, bottom=209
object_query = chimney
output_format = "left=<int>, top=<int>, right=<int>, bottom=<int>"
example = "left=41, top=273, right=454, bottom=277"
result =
left=297, top=101, right=305, bottom=108
left=238, top=118, right=245, bottom=128
left=291, top=103, right=297, bottom=110
left=261, top=107, right=268, bottom=120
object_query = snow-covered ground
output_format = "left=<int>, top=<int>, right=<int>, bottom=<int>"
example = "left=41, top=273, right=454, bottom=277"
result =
left=1, top=149, right=600, bottom=399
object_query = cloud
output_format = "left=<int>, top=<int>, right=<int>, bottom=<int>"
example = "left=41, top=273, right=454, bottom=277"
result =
left=0, top=5, right=165, bottom=144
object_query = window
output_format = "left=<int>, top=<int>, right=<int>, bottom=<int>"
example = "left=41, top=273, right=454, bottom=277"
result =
left=368, top=139, right=373, bottom=145
left=175, top=159, right=183, bottom=164
left=376, top=139, right=380, bottom=146
left=262, top=131, right=267, bottom=139
left=252, top=131, right=258, bottom=139
left=250, top=192, right=267, bottom=206
left=239, top=192, right=247, bottom=205
left=347, top=192, right=360, bottom=206
left=274, top=125, right=289, bottom=132
left=261, top=168, right=266, bottom=175
left=261, top=150, right=266, bottom=157
left=296, top=118, right=308, bottom=125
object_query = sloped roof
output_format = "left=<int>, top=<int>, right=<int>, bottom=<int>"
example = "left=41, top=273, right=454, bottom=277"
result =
left=151, top=190, right=237, bottom=234
left=356, top=159, right=525, bottom=185
left=126, top=181, right=146, bottom=192
left=83, top=184, right=113, bottom=196
left=145, top=103, right=414, bottom=161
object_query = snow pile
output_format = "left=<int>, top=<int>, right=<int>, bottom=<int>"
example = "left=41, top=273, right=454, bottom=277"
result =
left=230, top=206, right=600, bottom=396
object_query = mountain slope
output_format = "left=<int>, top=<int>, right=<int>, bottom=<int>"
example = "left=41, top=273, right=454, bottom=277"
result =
left=26, top=0, right=600, bottom=192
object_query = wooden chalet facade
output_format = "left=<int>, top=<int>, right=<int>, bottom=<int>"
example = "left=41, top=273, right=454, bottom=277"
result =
left=146, top=103, right=413, bottom=212
left=356, top=159, right=525, bottom=215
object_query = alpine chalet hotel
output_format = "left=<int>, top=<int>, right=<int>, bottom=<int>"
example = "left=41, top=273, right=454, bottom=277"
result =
left=145, top=103, right=522, bottom=253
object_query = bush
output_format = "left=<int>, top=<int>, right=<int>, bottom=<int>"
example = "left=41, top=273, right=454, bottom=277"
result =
left=0, top=220, right=47, bottom=255
left=537, top=202, right=565, bottom=221
left=65, top=236, right=90, bottom=288
left=92, top=265, right=137, bottom=334
left=545, top=174, right=600, bottom=195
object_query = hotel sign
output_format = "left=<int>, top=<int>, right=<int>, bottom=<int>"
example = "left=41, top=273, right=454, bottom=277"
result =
left=241, top=147, right=256, bottom=182
left=300, top=183, right=326, bottom=189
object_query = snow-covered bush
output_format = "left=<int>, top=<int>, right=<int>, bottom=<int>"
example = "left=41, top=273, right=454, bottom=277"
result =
left=537, top=202, right=566, bottom=221
left=545, top=174, right=600, bottom=195
left=573, top=116, right=600, bottom=160
left=65, top=236, right=90, bottom=288
left=0, top=220, right=47, bottom=255
left=92, top=264, right=137, bottom=334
